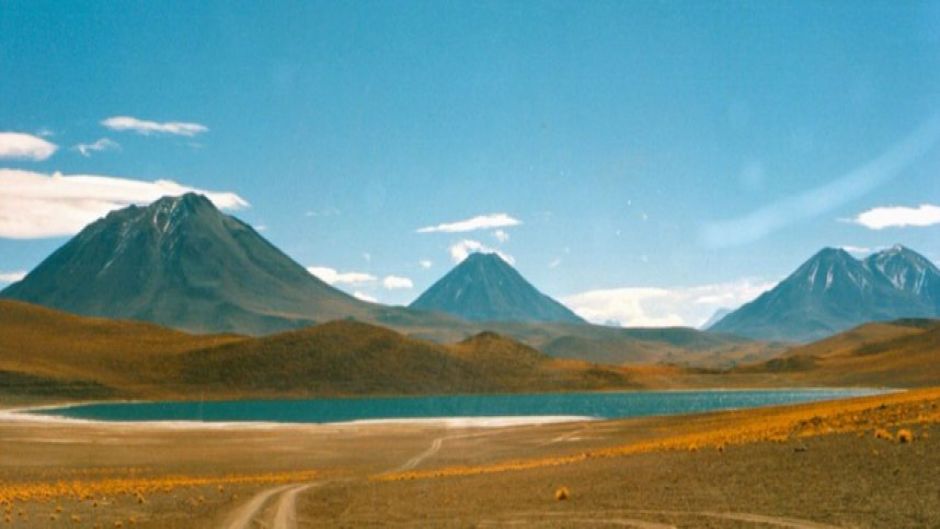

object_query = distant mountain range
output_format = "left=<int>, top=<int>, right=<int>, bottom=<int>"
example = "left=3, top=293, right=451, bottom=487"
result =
left=409, top=252, right=585, bottom=324
left=710, top=245, right=940, bottom=342
left=0, top=193, right=777, bottom=365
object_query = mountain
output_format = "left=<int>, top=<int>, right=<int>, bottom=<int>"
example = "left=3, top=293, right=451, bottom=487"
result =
left=409, top=252, right=585, bottom=324
left=863, top=244, right=940, bottom=313
left=0, top=193, right=376, bottom=335
left=710, top=245, right=940, bottom=342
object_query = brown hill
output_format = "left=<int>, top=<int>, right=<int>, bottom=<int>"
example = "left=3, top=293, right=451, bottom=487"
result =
left=737, top=319, right=940, bottom=387
left=0, top=301, right=638, bottom=401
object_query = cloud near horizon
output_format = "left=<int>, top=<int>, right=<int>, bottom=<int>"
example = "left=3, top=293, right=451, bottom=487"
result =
left=353, top=291, right=378, bottom=303
left=850, top=204, right=940, bottom=230
left=0, top=169, right=248, bottom=239
left=101, top=116, right=208, bottom=137
left=448, top=239, right=515, bottom=265
left=0, top=132, right=57, bottom=161
left=382, top=275, right=414, bottom=289
left=417, top=213, right=521, bottom=234
left=0, top=270, right=27, bottom=284
left=561, top=278, right=776, bottom=328
left=306, top=266, right=376, bottom=285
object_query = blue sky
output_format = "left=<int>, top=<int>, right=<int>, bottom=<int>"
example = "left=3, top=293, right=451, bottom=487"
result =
left=2, top=1, right=940, bottom=326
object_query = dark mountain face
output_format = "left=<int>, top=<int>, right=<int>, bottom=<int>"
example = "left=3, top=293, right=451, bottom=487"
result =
left=1, top=194, right=373, bottom=335
left=409, top=252, right=585, bottom=324
left=710, top=246, right=940, bottom=342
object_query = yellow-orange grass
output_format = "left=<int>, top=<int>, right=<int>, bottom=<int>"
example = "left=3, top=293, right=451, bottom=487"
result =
left=0, top=469, right=317, bottom=504
left=376, top=387, right=940, bottom=482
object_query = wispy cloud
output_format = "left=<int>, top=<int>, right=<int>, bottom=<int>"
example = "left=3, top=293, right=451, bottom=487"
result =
left=493, top=229, right=510, bottom=243
left=0, top=132, right=57, bottom=161
left=73, top=138, right=119, bottom=157
left=417, top=213, right=521, bottom=234
left=382, top=275, right=414, bottom=289
left=306, top=266, right=376, bottom=285
left=850, top=204, right=940, bottom=230
left=0, top=169, right=248, bottom=239
left=419, top=259, right=433, bottom=269
left=101, top=116, right=208, bottom=137
left=562, top=278, right=776, bottom=328
left=448, top=239, right=515, bottom=264
left=700, top=114, right=940, bottom=248
left=304, top=207, right=340, bottom=217
left=0, top=270, right=27, bottom=284
left=841, top=245, right=872, bottom=255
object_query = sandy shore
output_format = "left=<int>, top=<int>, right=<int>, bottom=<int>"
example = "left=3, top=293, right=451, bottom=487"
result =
left=0, top=388, right=937, bottom=528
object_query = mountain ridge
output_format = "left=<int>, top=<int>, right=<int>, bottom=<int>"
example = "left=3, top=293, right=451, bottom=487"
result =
left=710, top=245, right=940, bottom=342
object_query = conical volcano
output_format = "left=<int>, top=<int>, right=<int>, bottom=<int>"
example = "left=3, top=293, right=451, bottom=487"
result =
left=1, top=193, right=372, bottom=334
left=409, top=252, right=584, bottom=324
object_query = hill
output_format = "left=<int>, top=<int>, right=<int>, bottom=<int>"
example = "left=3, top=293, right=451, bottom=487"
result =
left=0, top=300, right=637, bottom=400
left=711, top=245, right=940, bottom=342
left=409, top=252, right=584, bottom=324
left=736, top=318, right=940, bottom=387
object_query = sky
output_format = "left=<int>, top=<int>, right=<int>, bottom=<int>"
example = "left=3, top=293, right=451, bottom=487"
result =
left=2, top=1, right=940, bottom=327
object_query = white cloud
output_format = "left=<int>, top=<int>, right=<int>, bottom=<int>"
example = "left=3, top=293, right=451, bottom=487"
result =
left=0, top=132, right=57, bottom=161
left=417, top=213, right=521, bottom=234
left=253, top=224, right=268, bottom=232
left=0, top=270, right=26, bottom=284
left=448, top=239, right=515, bottom=265
left=306, top=266, right=376, bottom=285
left=548, top=258, right=562, bottom=269
left=73, top=138, right=120, bottom=157
left=419, top=259, right=433, bottom=269
left=382, top=275, right=414, bottom=290
left=493, top=229, right=510, bottom=243
left=562, top=278, right=776, bottom=328
left=101, top=116, right=208, bottom=137
left=0, top=169, right=248, bottom=239
left=841, top=245, right=872, bottom=255
left=353, top=291, right=378, bottom=303
left=700, top=113, right=940, bottom=248
left=851, top=204, right=940, bottom=230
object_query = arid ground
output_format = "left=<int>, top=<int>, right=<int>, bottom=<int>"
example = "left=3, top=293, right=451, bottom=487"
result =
left=1, top=388, right=938, bottom=528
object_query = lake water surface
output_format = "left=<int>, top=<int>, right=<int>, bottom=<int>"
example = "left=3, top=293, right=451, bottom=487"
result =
left=33, top=388, right=886, bottom=424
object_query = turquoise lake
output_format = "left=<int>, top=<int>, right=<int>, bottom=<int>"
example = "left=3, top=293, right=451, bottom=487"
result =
left=33, top=388, right=886, bottom=424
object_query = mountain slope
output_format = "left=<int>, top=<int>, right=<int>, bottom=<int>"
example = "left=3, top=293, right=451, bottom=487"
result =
left=0, top=193, right=375, bottom=335
left=409, top=253, right=585, bottom=324
left=710, top=246, right=940, bottom=342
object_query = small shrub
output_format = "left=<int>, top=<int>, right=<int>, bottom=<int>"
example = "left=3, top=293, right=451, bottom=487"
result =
left=554, top=486, right=569, bottom=501
left=874, top=428, right=892, bottom=441
left=897, top=429, right=914, bottom=443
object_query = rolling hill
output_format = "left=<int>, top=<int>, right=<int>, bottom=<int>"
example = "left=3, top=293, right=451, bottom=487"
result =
left=737, top=318, right=940, bottom=387
left=0, top=300, right=639, bottom=400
